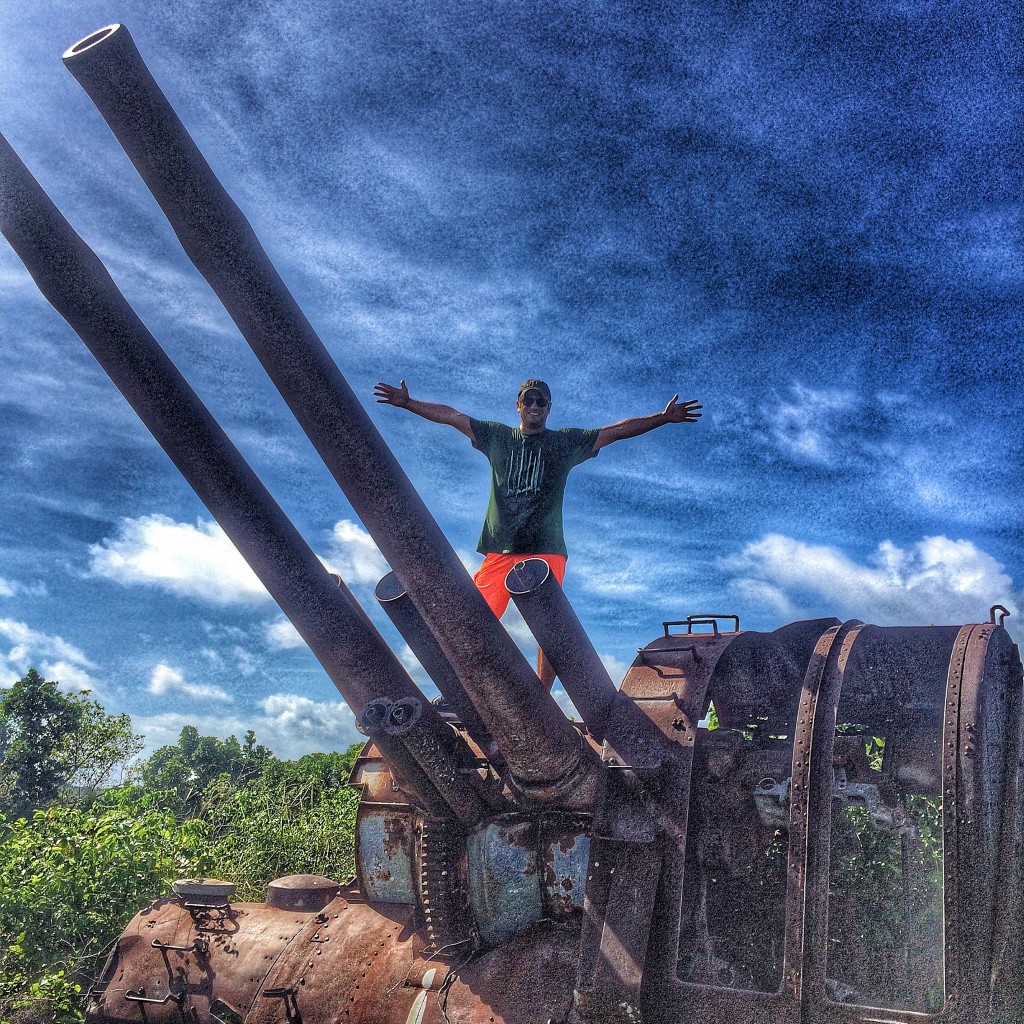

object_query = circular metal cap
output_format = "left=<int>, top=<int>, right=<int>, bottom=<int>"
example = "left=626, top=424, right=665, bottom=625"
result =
left=504, top=557, right=550, bottom=595
left=266, top=874, right=341, bottom=912
left=374, top=570, right=406, bottom=602
left=172, top=878, right=236, bottom=900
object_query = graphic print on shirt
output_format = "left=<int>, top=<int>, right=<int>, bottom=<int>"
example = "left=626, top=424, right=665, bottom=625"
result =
left=505, top=432, right=544, bottom=496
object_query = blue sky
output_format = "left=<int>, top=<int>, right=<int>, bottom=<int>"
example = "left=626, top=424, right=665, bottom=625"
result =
left=1, top=1, right=1020, bottom=762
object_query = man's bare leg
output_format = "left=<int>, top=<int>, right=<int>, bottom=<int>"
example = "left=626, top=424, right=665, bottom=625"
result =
left=537, top=646, right=556, bottom=691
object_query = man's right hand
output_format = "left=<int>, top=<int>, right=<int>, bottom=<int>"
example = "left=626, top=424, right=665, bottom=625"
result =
left=372, top=382, right=475, bottom=439
left=374, top=380, right=410, bottom=408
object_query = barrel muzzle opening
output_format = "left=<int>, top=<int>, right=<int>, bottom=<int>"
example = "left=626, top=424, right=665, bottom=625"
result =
left=64, top=25, right=122, bottom=60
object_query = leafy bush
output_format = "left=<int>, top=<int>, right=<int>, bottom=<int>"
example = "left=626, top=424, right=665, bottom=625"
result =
left=0, top=796, right=211, bottom=1024
left=202, top=749, right=361, bottom=901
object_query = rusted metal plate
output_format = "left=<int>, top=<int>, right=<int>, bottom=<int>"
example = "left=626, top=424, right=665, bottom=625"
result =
left=86, top=898, right=311, bottom=1024
left=356, top=802, right=418, bottom=905
left=539, top=819, right=590, bottom=918
left=467, top=818, right=542, bottom=946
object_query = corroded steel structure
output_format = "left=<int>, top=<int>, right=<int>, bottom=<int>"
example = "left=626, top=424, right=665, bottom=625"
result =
left=1, top=24, right=1022, bottom=1024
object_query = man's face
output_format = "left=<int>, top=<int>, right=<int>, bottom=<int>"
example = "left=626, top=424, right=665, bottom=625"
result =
left=517, top=388, right=550, bottom=433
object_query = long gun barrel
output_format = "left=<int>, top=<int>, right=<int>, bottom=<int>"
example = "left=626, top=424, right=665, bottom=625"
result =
left=0, top=131, right=499, bottom=826
left=375, top=571, right=493, bottom=753
left=62, top=24, right=599, bottom=805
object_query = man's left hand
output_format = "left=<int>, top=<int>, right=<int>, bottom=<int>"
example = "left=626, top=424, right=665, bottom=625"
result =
left=663, top=395, right=703, bottom=423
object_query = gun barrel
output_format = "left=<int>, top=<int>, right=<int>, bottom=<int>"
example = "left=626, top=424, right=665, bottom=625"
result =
left=506, top=559, right=618, bottom=741
left=375, top=572, right=493, bottom=753
left=0, top=131, right=495, bottom=826
left=63, top=24, right=598, bottom=802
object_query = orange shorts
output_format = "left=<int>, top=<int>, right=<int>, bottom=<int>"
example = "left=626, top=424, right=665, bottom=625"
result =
left=473, top=552, right=567, bottom=619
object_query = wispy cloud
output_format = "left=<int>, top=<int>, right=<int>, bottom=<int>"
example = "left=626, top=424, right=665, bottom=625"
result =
left=322, top=518, right=390, bottom=585
left=88, top=515, right=270, bottom=605
left=767, top=385, right=859, bottom=466
left=723, top=533, right=1018, bottom=630
left=0, top=618, right=98, bottom=691
left=0, top=577, right=48, bottom=599
left=148, top=662, right=232, bottom=703
left=264, top=617, right=306, bottom=650
left=722, top=382, right=900, bottom=471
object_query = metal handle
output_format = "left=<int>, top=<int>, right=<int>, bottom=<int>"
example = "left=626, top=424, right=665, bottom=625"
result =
left=990, top=605, right=1011, bottom=626
left=125, top=989, right=183, bottom=1005
left=663, top=614, right=740, bottom=637
left=262, top=989, right=300, bottom=1022
left=152, top=937, right=208, bottom=955
left=688, top=613, right=739, bottom=633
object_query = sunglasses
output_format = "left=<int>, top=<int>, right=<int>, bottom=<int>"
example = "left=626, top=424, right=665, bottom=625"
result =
left=520, top=395, right=549, bottom=408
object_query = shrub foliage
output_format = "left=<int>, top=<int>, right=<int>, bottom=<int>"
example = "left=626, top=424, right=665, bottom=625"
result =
left=0, top=671, right=363, bottom=1024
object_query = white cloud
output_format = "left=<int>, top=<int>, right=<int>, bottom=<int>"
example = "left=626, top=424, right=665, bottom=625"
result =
left=259, top=692, right=358, bottom=746
left=148, top=662, right=232, bottom=703
left=0, top=577, right=48, bottom=598
left=264, top=616, right=306, bottom=650
left=322, top=519, right=390, bottom=585
left=0, top=618, right=98, bottom=691
left=43, top=660, right=95, bottom=692
left=599, top=652, right=631, bottom=684
left=767, top=384, right=857, bottom=466
left=723, top=533, right=1018, bottom=629
left=131, top=691, right=363, bottom=762
left=89, top=515, right=270, bottom=605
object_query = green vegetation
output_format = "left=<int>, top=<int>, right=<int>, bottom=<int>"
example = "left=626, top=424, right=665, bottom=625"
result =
left=0, top=671, right=143, bottom=819
left=0, top=670, right=363, bottom=1024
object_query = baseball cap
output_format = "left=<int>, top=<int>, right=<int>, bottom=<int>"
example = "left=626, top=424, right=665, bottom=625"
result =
left=518, top=379, right=551, bottom=403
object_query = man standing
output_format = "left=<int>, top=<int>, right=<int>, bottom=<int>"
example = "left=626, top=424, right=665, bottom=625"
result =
left=373, top=378, right=702, bottom=686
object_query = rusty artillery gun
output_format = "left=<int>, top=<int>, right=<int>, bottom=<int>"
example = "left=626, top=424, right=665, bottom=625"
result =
left=2, top=24, right=1022, bottom=1024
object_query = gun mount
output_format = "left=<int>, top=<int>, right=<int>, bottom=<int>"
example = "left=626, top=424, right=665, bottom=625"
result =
left=1, top=24, right=1022, bottom=1024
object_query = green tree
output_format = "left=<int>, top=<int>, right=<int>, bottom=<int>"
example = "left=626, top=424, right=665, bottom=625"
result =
left=56, top=693, right=144, bottom=800
left=202, top=746, right=362, bottom=900
left=0, top=670, right=83, bottom=818
left=0, top=671, right=144, bottom=819
left=136, top=725, right=273, bottom=817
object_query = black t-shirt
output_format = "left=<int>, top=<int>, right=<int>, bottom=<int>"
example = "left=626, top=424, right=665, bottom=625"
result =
left=469, top=419, right=600, bottom=556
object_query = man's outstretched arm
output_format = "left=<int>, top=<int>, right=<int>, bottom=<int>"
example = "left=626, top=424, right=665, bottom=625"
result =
left=593, top=395, right=702, bottom=451
left=373, top=380, right=475, bottom=440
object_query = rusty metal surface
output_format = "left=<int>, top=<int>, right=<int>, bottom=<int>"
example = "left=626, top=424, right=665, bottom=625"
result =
left=990, top=632, right=1024, bottom=1021
left=80, top=620, right=1023, bottom=1024
left=355, top=803, right=418, bottom=906
left=63, top=23, right=600, bottom=804
left=467, top=818, right=543, bottom=947
left=419, top=815, right=474, bottom=950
